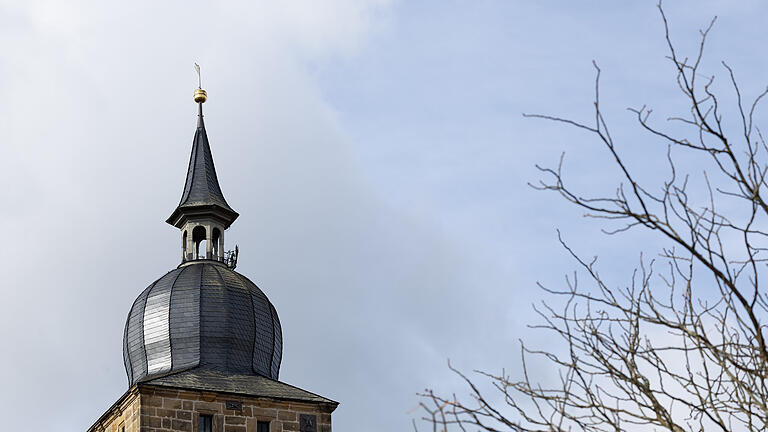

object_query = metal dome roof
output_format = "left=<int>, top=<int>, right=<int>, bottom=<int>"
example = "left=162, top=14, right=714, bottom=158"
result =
left=123, top=261, right=282, bottom=385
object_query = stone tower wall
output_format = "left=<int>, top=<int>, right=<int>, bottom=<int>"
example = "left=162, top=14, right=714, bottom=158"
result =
left=88, top=388, right=141, bottom=432
left=138, top=385, right=333, bottom=432
left=89, top=385, right=333, bottom=432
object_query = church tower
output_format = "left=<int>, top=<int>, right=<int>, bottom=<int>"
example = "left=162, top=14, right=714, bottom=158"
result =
left=87, top=84, right=337, bottom=432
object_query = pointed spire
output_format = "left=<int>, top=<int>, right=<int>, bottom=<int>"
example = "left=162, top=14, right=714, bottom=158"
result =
left=166, top=87, right=239, bottom=229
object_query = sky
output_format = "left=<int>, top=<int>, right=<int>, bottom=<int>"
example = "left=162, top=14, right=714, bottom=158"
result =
left=1, top=1, right=768, bottom=430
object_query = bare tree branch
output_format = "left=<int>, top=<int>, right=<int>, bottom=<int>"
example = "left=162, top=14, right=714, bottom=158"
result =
left=418, top=2, right=768, bottom=431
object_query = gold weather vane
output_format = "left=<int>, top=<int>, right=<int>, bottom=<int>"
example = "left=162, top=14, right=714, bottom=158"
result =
left=193, top=63, right=207, bottom=103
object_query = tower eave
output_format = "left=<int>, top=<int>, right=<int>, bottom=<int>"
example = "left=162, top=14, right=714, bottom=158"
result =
left=166, top=204, right=240, bottom=229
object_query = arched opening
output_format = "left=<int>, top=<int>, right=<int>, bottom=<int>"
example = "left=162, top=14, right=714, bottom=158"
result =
left=182, top=230, right=188, bottom=261
left=192, top=225, right=207, bottom=259
left=199, top=239, right=207, bottom=259
left=212, top=228, right=221, bottom=261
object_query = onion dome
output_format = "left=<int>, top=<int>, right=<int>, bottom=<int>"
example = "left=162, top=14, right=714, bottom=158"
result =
left=123, top=261, right=282, bottom=385
left=123, top=81, right=282, bottom=385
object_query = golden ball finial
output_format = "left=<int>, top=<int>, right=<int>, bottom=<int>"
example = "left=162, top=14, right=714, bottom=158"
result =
left=194, top=88, right=207, bottom=103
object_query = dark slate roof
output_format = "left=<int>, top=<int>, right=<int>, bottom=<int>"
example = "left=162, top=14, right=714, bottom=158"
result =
left=141, top=369, right=338, bottom=405
left=167, top=104, right=238, bottom=228
left=123, top=261, right=282, bottom=386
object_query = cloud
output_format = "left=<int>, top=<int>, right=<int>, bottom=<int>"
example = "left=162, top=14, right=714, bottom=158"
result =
left=5, top=1, right=768, bottom=431
left=1, top=1, right=502, bottom=430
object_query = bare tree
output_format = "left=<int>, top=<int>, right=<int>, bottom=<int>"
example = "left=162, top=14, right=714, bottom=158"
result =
left=419, top=3, right=768, bottom=431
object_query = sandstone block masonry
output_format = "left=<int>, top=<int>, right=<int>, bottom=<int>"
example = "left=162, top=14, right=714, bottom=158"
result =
left=88, top=388, right=141, bottom=432
left=88, top=385, right=335, bottom=432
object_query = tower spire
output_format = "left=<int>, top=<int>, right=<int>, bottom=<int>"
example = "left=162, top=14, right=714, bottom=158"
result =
left=167, top=71, right=239, bottom=262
